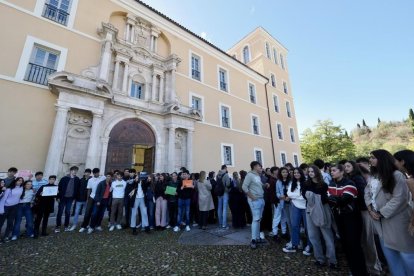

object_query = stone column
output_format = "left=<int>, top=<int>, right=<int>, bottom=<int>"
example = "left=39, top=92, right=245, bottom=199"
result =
left=130, top=26, right=135, bottom=43
left=85, top=112, right=103, bottom=169
left=186, top=130, right=194, bottom=172
left=167, top=127, right=176, bottom=172
left=44, top=105, right=70, bottom=177
left=122, top=62, right=129, bottom=93
left=126, top=24, right=130, bottom=41
left=159, top=75, right=164, bottom=103
left=170, top=69, right=176, bottom=102
left=151, top=73, right=157, bottom=101
left=98, top=34, right=112, bottom=82
left=112, top=60, right=120, bottom=90
left=99, top=137, right=110, bottom=174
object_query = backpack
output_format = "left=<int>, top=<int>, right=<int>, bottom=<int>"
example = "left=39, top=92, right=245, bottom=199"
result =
left=214, top=174, right=226, bottom=196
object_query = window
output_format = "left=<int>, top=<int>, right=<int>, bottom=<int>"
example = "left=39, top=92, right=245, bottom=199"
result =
left=255, top=149, right=263, bottom=164
left=273, top=95, right=280, bottom=113
left=218, top=68, right=228, bottom=92
left=243, top=46, right=250, bottom=64
left=277, top=123, right=284, bottom=140
left=24, top=45, right=59, bottom=85
left=286, top=101, right=292, bottom=117
left=191, top=54, right=201, bottom=81
left=280, top=54, right=285, bottom=70
left=283, top=81, right=288, bottom=94
left=248, top=83, right=256, bottom=104
left=222, top=144, right=234, bottom=166
left=265, top=42, right=271, bottom=59
left=252, top=115, right=260, bottom=135
left=270, top=74, right=276, bottom=87
left=192, top=96, right=202, bottom=112
left=131, top=82, right=144, bottom=99
left=273, top=48, right=278, bottom=64
left=42, top=0, right=72, bottom=26
left=281, top=152, right=287, bottom=166
left=220, top=105, right=231, bottom=128
left=290, top=128, right=296, bottom=143
left=293, top=154, right=299, bottom=167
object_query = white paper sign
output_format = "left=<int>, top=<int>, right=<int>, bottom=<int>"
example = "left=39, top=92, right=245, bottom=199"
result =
left=42, top=186, right=58, bottom=196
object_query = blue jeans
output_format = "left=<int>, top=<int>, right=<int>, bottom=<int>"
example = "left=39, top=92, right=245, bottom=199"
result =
left=13, top=203, right=34, bottom=237
left=146, top=199, right=155, bottom=228
left=131, top=197, right=149, bottom=228
left=72, top=201, right=86, bottom=226
left=177, top=198, right=191, bottom=226
left=247, top=198, right=265, bottom=241
left=273, top=203, right=287, bottom=234
left=217, top=192, right=229, bottom=227
left=56, top=197, right=74, bottom=227
left=290, top=204, right=310, bottom=247
left=90, top=198, right=109, bottom=229
left=380, top=239, right=414, bottom=276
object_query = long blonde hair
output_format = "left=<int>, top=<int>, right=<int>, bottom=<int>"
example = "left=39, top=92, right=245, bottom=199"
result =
left=199, top=171, right=206, bottom=182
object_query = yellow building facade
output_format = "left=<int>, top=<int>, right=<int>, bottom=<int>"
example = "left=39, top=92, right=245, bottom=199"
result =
left=0, top=0, right=301, bottom=177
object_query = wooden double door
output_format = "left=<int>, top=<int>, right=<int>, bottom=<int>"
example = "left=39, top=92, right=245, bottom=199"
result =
left=105, top=118, right=156, bottom=173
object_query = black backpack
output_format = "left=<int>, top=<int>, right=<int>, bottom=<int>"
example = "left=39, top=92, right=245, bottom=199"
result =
left=214, top=174, right=226, bottom=196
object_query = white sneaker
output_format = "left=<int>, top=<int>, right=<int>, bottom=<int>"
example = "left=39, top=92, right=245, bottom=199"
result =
left=166, top=225, right=172, bottom=229
left=192, top=223, right=198, bottom=227
left=185, top=226, right=191, bottom=232
left=116, top=224, right=122, bottom=230
left=109, top=225, right=115, bottom=232
left=69, top=225, right=76, bottom=232
left=79, top=227, right=86, bottom=233
left=87, top=228, right=94, bottom=234
left=11, top=236, right=17, bottom=241
left=54, top=228, right=60, bottom=233
left=64, top=227, right=71, bottom=232
left=260, top=232, right=265, bottom=240
left=96, top=226, right=103, bottom=232
left=173, top=226, right=180, bottom=232
left=303, top=245, right=312, bottom=256
left=285, top=241, right=292, bottom=248
left=137, top=223, right=142, bottom=228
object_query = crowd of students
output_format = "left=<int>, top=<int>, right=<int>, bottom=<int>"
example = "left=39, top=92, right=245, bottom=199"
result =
left=1, top=149, right=414, bottom=276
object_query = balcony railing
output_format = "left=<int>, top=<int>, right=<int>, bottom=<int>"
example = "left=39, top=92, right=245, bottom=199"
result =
left=24, top=63, right=56, bottom=85
left=192, top=69, right=200, bottom=81
left=222, top=117, right=230, bottom=128
left=42, top=3, right=69, bottom=26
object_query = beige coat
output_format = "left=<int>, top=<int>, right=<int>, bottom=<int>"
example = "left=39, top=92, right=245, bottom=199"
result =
left=375, top=170, right=414, bottom=253
left=196, top=180, right=214, bottom=212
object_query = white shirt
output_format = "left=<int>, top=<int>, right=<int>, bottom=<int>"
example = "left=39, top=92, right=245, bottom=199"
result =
left=111, top=180, right=127, bottom=199
left=137, top=182, right=144, bottom=199
left=369, top=177, right=380, bottom=211
left=87, top=176, right=106, bottom=199
left=287, top=182, right=306, bottom=209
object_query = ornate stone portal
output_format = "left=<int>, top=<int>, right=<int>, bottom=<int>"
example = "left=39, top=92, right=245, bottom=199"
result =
left=44, top=17, right=201, bottom=177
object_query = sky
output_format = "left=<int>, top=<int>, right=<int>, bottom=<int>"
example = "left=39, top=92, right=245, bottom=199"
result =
left=144, top=0, right=414, bottom=135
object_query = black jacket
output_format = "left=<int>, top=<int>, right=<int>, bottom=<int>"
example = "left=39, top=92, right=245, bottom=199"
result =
left=177, top=180, right=193, bottom=200
left=76, top=176, right=91, bottom=202
left=349, top=175, right=368, bottom=211
left=57, top=175, right=80, bottom=199
left=154, top=181, right=166, bottom=199
left=328, top=178, right=359, bottom=215
left=94, top=180, right=111, bottom=203
left=34, top=184, right=57, bottom=214
left=302, top=180, right=329, bottom=204
left=129, top=180, right=150, bottom=207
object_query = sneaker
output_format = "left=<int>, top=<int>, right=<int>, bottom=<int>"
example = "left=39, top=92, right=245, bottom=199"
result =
left=268, top=232, right=277, bottom=237
left=285, top=241, right=292, bottom=248
left=109, top=225, right=115, bottom=232
left=192, top=223, right=198, bottom=227
left=329, top=263, right=338, bottom=270
left=116, top=224, right=122, bottom=230
left=314, top=261, right=326, bottom=267
left=30, top=234, right=34, bottom=238
left=166, top=225, right=172, bottom=229
left=283, top=245, right=297, bottom=253
left=150, top=226, right=155, bottom=230
left=222, top=225, right=229, bottom=230
left=302, top=245, right=312, bottom=256
left=69, top=225, right=76, bottom=232
left=11, top=236, right=17, bottom=241
left=257, top=238, right=267, bottom=244
left=87, top=228, right=94, bottom=234
left=259, top=232, right=265, bottom=240
left=79, top=227, right=86, bottom=233
left=96, top=226, right=103, bottom=232
left=54, top=227, right=60, bottom=233
left=137, top=223, right=142, bottom=228
left=250, top=239, right=257, bottom=249
left=4, top=237, right=10, bottom=243
left=173, top=226, right=180, bottom=232
left=64, top=227, right=71, bottom=232
left=185, top=226, right=191, bottom=232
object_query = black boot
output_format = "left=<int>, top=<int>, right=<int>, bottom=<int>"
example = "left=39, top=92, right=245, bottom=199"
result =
left=132, top=228, right=137, bottom=235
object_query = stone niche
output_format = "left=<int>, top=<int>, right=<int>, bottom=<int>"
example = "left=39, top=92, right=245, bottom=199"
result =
left=62, top=109, right=92, bottom=174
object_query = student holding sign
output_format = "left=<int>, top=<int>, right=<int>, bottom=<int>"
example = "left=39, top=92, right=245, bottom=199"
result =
left=33, top=175, right=57, bottom=238
left=165, top=173, right=179, bottom=229
left=174, top=170, right=193, bottom=232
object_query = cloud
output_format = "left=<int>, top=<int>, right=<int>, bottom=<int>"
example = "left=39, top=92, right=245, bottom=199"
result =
left=250, top=5, right=256, bottom=15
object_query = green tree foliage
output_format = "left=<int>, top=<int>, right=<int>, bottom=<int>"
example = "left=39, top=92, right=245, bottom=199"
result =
left=300, top=120, right=356, bottom=164
left=409, top=108, right=414, bottom=134
left=352, top=119, right=414, bottom=156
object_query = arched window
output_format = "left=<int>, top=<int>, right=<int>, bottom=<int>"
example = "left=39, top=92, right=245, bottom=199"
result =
left=243, top=46, right=250, bottom=64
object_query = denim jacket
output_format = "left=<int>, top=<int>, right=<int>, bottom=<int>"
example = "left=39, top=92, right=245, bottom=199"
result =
left=276, top=180, right=291, bottom=208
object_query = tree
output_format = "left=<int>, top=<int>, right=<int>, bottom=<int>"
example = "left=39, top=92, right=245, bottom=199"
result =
left=377, top=118, right=381, bottom=126
left=362, top=119, right=367, bottom=127
left=300, top=120, right=356, bottom=164
left=409, top=108, right=414, bottom=134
